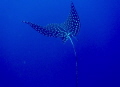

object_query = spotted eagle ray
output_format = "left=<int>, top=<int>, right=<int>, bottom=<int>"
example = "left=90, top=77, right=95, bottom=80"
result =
left=23, top=2, right=80, bottom=87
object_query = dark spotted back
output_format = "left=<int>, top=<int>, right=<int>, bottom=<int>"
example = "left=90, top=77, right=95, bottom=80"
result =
left=23, top=2, right=80, bottom=42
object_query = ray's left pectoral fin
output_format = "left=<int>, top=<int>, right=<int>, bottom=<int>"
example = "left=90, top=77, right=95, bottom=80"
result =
left=22, top=21, right=45, bottom=34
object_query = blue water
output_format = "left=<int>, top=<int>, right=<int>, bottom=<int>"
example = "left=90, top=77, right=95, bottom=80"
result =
left=0, top=0, right=120, bottom=87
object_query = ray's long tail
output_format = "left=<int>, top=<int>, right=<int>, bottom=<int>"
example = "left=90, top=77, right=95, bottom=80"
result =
left=68, top=36, right=78, bottom=87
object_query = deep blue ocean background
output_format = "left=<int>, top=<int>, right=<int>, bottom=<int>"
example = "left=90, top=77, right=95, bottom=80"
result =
left=0, top=0, right=120, bottom=87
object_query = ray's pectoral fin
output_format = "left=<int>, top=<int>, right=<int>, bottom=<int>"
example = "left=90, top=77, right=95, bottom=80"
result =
left=22, top=21, right=47, bottom=36
left=22, top=21, right=44, bottom=34
left=22, top=21, right=64, bottom=38
left=62, top=2, right=80, bottom=37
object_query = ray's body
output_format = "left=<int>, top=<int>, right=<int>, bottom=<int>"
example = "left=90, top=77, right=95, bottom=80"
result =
left=23, top=2, right=80, bottom=87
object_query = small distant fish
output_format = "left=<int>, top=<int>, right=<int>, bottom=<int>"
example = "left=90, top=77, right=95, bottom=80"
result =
left=23, top=2, right=80, bottom=87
